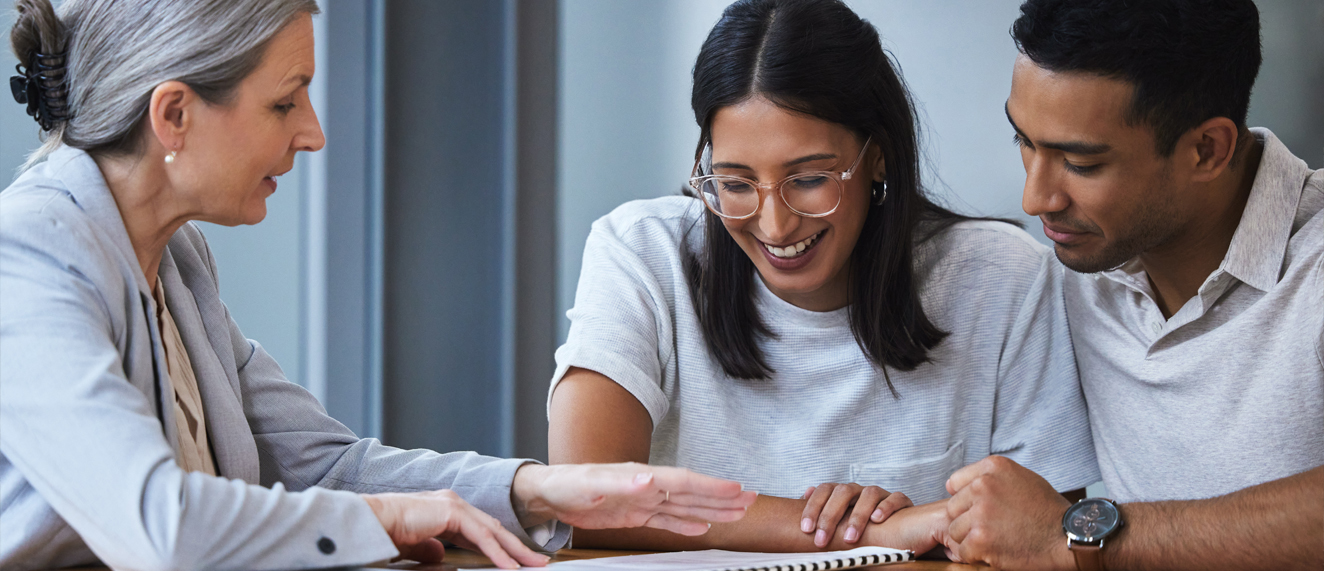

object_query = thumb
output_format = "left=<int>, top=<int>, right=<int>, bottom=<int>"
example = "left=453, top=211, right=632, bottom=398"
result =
left=947, top=456, right=1000, bottom=496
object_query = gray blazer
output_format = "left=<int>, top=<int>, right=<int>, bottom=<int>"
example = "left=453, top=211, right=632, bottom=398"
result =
left=0, top=147, right=568, bottom=571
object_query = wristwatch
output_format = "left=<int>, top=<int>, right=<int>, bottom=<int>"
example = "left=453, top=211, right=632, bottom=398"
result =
left=1062, top=497, right=1124, bottom=571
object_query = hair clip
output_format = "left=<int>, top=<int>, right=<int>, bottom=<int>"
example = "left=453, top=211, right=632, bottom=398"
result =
left=10, top=51, right=70, bottom=131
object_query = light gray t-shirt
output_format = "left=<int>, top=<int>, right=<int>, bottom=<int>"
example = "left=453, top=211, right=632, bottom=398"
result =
left=550, top=197, right=1099, bottom=504
left=1064, top=128, right=1324, bottom=503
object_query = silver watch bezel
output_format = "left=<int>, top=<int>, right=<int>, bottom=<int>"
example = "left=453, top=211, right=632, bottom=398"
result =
left=1062, top=497, right=1123, bottom=546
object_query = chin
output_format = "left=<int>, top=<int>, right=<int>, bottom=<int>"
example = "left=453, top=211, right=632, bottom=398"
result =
left=1053, top=243, right=1130, bottom=274
left=755, top=265, right=832, bottom=294
left=238, top=204, right=269, bottom=226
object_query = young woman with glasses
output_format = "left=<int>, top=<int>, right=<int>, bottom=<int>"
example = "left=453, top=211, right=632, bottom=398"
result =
left=548, top=0, right=1100, bottom=556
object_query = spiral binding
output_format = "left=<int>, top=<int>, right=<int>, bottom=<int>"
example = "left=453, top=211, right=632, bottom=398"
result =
left=717, top=549, right=912, bottom=571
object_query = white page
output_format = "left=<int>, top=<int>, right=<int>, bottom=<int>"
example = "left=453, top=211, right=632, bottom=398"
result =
left=461, top=546, right=912, bottom=571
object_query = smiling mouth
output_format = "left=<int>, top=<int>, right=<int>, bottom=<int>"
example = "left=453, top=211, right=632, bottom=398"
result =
left=761, top=230, right=824, bottom=259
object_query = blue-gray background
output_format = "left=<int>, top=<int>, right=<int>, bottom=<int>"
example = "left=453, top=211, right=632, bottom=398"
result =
left=3, top=1, right=1321, bottom=492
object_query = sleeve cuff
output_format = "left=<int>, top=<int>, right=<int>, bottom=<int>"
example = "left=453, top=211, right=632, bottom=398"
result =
left=548, top=346, right=669, bottom=430
left=526, top=519, right=573, bottom=552
left=450, top=458, right=576, bottom=552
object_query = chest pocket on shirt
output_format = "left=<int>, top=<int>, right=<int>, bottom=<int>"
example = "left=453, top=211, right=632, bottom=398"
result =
left=849, top=441, right=965, bottom=506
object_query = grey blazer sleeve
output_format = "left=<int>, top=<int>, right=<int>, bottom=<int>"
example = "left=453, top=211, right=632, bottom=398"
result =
left=181, top=223, right=572, bottom=552
left=0, top=204, right=397, bottom=571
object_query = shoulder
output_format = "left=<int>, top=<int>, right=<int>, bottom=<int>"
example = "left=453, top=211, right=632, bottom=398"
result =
left=916, top=219, right=1050, bottom=281
left=587, top=196, right=706, bottom=261
left=1, top=167, right=118, bottom=277
left=0, top=167, right=127, bottom=328
left=911, top=219, right=1057, bottom=323
left=2, top=164, right=81, bottom=233
left=591, top=196, right=705, bottom=241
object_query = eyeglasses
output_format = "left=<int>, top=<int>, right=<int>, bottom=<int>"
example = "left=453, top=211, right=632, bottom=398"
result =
left=688, top=136, right=872, bottom=220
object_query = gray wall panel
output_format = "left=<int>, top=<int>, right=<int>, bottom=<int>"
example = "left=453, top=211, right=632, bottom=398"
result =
left=513, top=0, right=560, bottom=462
left=314, top=0, right=385, bottom=438
left=383, top=0, right=510, bottom=455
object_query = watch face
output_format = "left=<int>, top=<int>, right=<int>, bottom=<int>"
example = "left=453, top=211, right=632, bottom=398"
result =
left=1063, top=498, right=1120, bottom=543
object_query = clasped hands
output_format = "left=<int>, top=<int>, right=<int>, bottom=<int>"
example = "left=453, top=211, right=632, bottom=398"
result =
left=800, top=456, right=1078, bottom=570
left=363, top=462, right=756, bottom=568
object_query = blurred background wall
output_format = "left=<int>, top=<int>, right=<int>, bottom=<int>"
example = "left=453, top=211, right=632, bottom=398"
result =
left=3, top=1, right=1321, bottom=469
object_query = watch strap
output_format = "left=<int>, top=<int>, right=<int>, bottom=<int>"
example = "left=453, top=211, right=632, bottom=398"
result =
left=1070, top=543, right=1104, bottom=571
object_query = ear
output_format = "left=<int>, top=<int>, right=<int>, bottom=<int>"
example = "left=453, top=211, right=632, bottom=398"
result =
left=1182, top=117, right=1240, bottom=183
left=871, top=142, right=887, bottom=183
left=147, top=81, right=198, bottom=156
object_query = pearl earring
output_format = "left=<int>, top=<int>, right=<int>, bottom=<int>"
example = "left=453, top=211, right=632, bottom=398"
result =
left=164, top=151, right=177, bottom=165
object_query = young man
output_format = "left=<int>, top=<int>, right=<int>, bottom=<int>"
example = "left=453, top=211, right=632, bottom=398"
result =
left=942, top=1, right=1323, bottom=570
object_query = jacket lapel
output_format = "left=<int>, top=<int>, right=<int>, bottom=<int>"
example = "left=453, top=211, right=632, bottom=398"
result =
left=158, top=247, right=261, bottom=484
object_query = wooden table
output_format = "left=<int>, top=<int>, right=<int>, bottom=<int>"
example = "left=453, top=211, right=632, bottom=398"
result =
left=373, top=548, right=992, bottom=570
left=61, top=548, right=990, bottom=570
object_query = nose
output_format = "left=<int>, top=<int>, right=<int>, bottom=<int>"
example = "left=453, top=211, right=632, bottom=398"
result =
left=1021, top=154, right=1068, bottom=217
left=295, top=102, right=326, bottom=153
left=756, top=184, right=802, bottom=243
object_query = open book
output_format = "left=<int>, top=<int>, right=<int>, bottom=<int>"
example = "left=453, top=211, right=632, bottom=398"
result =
left=465, top=546, right=914, bottom=571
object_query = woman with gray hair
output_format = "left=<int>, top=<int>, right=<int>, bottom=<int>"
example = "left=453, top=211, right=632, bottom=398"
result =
left=0, top=1, right=755, bottom=569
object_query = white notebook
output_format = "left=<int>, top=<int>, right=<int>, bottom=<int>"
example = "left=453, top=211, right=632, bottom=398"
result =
left=465, top=546, right=914, bottom=571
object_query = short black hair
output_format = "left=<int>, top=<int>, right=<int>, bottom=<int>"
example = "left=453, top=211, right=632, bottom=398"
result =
left=1011, top=0, right=1262, bottom=156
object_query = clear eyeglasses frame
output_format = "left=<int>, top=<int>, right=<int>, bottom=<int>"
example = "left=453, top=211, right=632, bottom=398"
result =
left=687, top=136, right=872, bottom=220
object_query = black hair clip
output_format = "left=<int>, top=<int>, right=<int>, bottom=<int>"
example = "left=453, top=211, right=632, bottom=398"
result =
left=10, top=50, right=70, bottom=131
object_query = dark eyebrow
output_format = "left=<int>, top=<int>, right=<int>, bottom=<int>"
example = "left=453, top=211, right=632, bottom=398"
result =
left=1004, top=101, right=1112, bottom=155
left=712, top=153, right=839, bottom=171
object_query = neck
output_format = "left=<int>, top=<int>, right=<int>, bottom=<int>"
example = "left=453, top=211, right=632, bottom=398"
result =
left=762, top=261, right=852, bottom=313
left=93, top=154, right=193, bottom=287
left=1140, top=138, right=1264, bottom=318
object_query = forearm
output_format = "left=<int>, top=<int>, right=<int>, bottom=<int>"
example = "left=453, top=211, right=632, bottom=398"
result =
left=574, top=495, right=947, bottom=553
left=1107, top=466, right=1323, bottom=571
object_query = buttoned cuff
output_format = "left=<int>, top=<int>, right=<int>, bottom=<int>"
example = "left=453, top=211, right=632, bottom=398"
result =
left=450, top=458, right=572, bottom=552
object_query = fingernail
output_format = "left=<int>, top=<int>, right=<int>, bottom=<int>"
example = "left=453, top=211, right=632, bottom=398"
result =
left=814, top=529, right=827, bottom=546
left=872, top=508, right=884, bottom=521
left=633, top=472, right=653, bottom=485
left=801, top=518, right=814, bottom=533
left=844, top=526, right=859, bottom=542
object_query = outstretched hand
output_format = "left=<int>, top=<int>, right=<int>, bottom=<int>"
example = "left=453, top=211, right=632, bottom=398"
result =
left=513, top=462, right=758, bottom=536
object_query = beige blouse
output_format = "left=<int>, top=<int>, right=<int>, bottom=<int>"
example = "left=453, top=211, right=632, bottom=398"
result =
left=154, top=280, right=217, bottom=476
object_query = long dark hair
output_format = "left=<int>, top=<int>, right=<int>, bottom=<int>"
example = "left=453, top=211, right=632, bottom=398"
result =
left=684, top=0, right=1004, bottom=391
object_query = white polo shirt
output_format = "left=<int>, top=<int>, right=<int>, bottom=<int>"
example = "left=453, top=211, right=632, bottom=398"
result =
left=1064, top=128, right=1324, bottom=503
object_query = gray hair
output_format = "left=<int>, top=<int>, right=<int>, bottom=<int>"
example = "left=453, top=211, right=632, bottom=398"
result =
left=9, top=0, right=320, bottom=170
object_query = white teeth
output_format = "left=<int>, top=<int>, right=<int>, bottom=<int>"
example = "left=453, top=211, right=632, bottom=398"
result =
left=764, top=232, right=819, bottom=259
